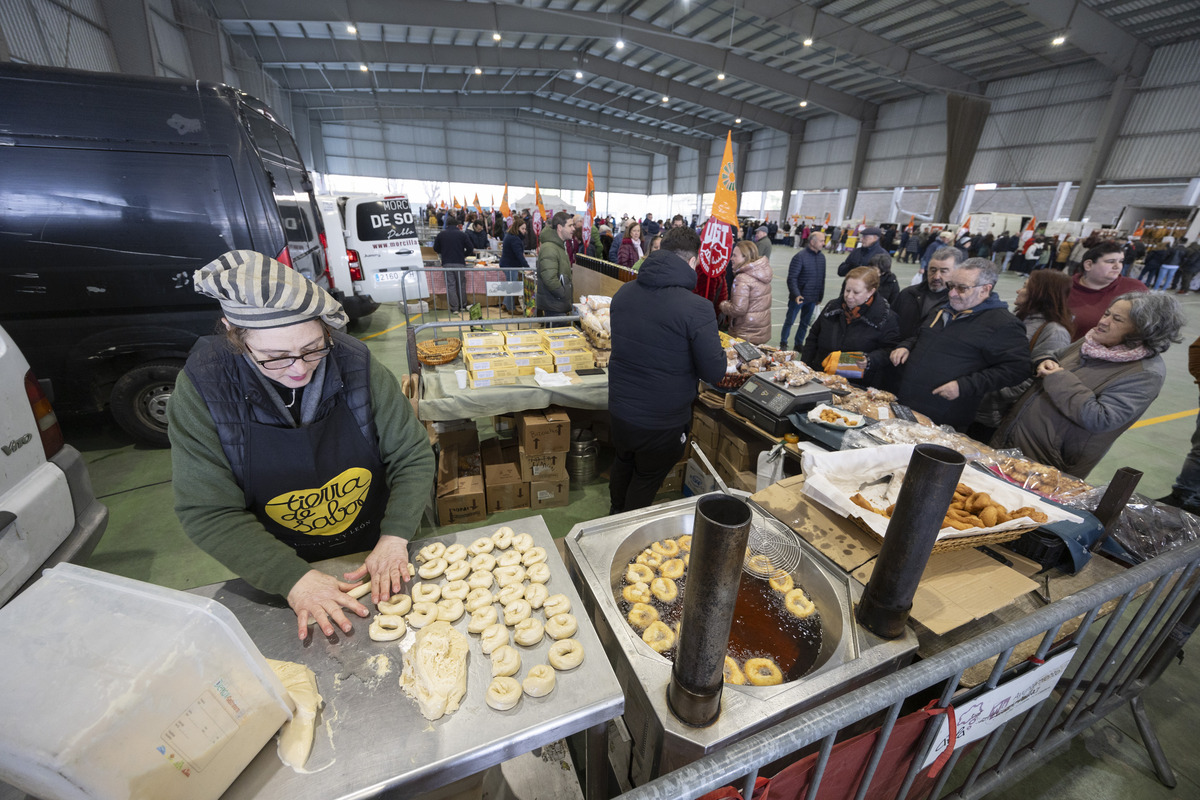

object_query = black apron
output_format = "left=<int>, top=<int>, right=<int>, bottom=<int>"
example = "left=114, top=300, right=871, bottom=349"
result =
left=243, top=398, right=389, bottom=561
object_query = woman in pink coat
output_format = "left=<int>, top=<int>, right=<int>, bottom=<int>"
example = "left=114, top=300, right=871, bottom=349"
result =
left=720, top=240, right=773, bottom=343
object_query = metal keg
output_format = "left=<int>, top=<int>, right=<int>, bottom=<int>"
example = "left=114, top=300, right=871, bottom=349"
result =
left=567, top=428, right=598, bottom=484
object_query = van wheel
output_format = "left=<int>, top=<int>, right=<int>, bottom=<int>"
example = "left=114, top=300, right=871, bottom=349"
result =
left=110, top=361, right=183, bottom=448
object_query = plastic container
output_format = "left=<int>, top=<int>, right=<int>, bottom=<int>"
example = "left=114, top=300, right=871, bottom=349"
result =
left=0, top=564, right=292, bottom=800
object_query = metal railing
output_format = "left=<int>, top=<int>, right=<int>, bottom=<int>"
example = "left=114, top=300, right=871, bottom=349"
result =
left=396, top=265, right=538, bottom=330
left=614, top=537, right=1200, bottom=800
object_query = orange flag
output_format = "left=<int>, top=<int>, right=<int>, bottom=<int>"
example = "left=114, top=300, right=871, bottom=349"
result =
left=957, top=216, right=971, bottom=239
left=1133, top=218, right=1145, bottom=237
left=583, top=163, right=596, bottom=255
left=907, top=214, right=915, bottom=231
left=452, top=195, right=461, bottom=210
left=535, top=180, right=547, bottom=221
left=473, top=193, right=483, bottom=217
left=711, top=131, right=738, bottom=226
left=1019, top=216, right=1038, bottom=253
left=499, top=183, right=511, bottom=220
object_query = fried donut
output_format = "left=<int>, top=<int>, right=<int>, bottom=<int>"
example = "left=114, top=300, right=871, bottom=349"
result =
left=746, top=554, right=775, bottom=575
left=512, top=532, right=534, bottom=553
left=491, top=526, right=515, bottom=549
left=486, top=676, right=522, bottom=710
left=625, top=563, right=655, bottom=584
left=465, top=587, right=494, bottom=613
left=526, top=562, right=551, bottom=584
left=548, top=638, right=585, bottom=670
left=443, top=543, right=468, bottom=564
left=623, top=582, right=652, bottom=605
left=436, top=598, right=464, bottom=623
left=723, top=656, right=746, bottom=685
left=417, top=558, right=448, bottom=580
left=410, top=582, right=442, bottom=603
left=479, top=623, right=509, bottom=654
left=543, top=593, right=571, bottom=618
left=677, top=534, right=692, bottom=552
left=407, top=601, right=439, bottom=628
left=470, top=553, right=497, bottom=573
left=660, top=558, right=685, bottom=579
left=744, top=658, right=783, bottom=686
left=503, top=599, right=532, bottom=626
left=636, top=549, right=664, bottom=569
left=496, top=582, right=526, bottom=606
left=769, top=573, right=794, bottom=593
left=642, top=621, right=675, bottom=653
left=444, top=560, right=471, bottom=582
left=495, top=550, right=523, bottom=568
left=416, top=541, right=445, bottom=563
left=626, top=602, right=658, bottom=630
left=467, top=605, right=499, bottom=633
left=650, top=577, right=678, bottom=603
left=467, top=570, right=494, bottom=590
left=368, top=614, right=407, bottom=642
left=784, top=588, right=816, bottom=619
left=651, top=538, right=681, bottom=557
left=521, top=546, right=548, bottom=566
left=522, top=664, right=557, bottom=698
left=490, top=644, right=521, bottom=677
left=494, top=565, right=526, bottom=588
left=545, top=612, right=578, bottom=640
left=467, top=536, right=495, bottom=555
left=441, top=580, right=470, bottom=600
left=377, top=593, right=412, bottom=616
left=525, top=583, right=549, bottom=609
left=512, top=617, right=545, bottom=646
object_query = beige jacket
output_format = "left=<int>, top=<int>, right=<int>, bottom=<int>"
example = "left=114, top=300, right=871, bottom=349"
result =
left=720, top=256, right=773, bottom=344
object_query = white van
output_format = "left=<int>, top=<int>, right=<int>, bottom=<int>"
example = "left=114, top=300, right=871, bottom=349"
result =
left=339, top=194, right=430, bottom=305
left=316, top=197, right=379, bottom=325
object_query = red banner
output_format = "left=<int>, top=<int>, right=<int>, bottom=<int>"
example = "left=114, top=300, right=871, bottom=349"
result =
left=694, top=215, right=732, bottom=314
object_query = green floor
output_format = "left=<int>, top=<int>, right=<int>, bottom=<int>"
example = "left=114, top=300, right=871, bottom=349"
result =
left=63, top=244, right=1199, bottom=798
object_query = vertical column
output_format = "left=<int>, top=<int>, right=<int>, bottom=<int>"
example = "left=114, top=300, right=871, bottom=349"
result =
left=0, top=16, right=12, bottom=61
left=1070, top=74, right=1138, bottom=221
left=1182, top=178, right=1200, bottom=207
left=174, top=0, right=223, bottom=82
left=1049, top=181, right=1073, bottom=221
left=889, top=187, right=906, bottom=223
left=835, top=188, right=849, bottom=225
left=843, top=109, right=877, bottom=222
left=954, top=185, right=976, bottom=223
left=97, top=0, right=156, bottom=75
left=735, top=133, right=751, bottom=213
left=778, top=127, right=804, bottom=226
left=696, top=138, right=716, bottom=213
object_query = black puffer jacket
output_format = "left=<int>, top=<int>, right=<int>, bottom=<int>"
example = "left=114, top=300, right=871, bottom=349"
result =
left=893, top=280, right=950, bottom=341
left=801, top=296, right=901, bottom=388
left=608, top=249, right=727, bottom=429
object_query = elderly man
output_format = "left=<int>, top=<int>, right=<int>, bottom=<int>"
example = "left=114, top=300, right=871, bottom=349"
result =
left=780, top=230, right=826, bottom=351
left=890, top=258, right=1029, bottom=431
left=893, top=246, right=961, bottom=340
left=839, top=226, right=887, bottom=276
left=1068, top=241, right=1147, bottom=340
left=754, top=225, right=773, bottom=261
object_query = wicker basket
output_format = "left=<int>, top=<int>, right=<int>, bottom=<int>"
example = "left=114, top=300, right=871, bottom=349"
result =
left=416, top=337, right=462, bottom=366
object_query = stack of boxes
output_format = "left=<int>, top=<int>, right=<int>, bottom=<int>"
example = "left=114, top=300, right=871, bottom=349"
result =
left=462, top=331, right=516, bottom=389
left=516, top=407, right=572, bottom=509
left=460, top=327, right=601, bottom=387
left=540, top=327, right=595, bottom=373
left=683, top=405, right=763, bottom=495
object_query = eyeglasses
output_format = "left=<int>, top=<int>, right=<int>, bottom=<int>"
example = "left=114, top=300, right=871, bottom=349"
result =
left=247, top=339, right=333, bottom=370
left=946, top=283, right=983, bottom=294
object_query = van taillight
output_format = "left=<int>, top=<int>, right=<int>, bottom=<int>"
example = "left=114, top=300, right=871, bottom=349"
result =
left=318, top=231, right=335, bottom=289
left=347, top=249, right=364, bottom=282
left=275, top=245, right=293, bottom=267
left=24, top=371, right=64, bottom=459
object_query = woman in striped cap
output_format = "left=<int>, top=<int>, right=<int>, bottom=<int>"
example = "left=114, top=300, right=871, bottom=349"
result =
left=168, top=250, right=435, bottom=641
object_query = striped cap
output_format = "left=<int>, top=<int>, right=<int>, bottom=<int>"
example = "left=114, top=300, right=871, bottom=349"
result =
left=193, top=250, right=348, bottom=329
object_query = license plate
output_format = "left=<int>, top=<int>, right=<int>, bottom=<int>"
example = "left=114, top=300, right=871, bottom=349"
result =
left=374, top=272, right=404, bottom=283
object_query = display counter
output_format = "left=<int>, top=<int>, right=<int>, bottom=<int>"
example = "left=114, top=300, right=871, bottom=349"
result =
left=418, top=358, right=609, bottom=421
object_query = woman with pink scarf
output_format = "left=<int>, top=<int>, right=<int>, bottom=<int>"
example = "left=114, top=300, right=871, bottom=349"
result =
left=992, top=292, right=1183, bottom=478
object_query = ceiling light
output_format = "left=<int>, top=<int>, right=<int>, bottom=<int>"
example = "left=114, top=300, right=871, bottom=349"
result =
left=359, top=64, right=368, bottom=72
left=717, top=72, right=726, bottom=80
left=662, top=95, right=669, bottom=103
left=1051, top=35, right=1066, bottom=45
left=799, top=100, right=808, bottom=107
left=492, top=32, right=502, bottom=41
left=803, top=37, right=813, bottom=47
left=575, top=70, right=583, bottom=79
left=735, top=118, right=742, bottom=124
left=615, top=39, right=625, bottom=49
left=347, top=25, right=357, bottom=34
left=474, top=67, right=482, bottom=75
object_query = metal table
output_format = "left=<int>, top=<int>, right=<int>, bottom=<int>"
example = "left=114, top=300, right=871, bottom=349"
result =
left=192, top=517, right=623, bottom=800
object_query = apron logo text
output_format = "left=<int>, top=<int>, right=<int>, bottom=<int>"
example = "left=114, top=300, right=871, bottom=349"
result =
left=265, top=467, right=372, bottom=536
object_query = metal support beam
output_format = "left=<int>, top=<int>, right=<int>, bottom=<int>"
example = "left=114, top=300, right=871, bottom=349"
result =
left=1007, top=0, right=1153, bottom=78
left=0, top=14, right=12, bottom=61
left=1070, top=74, right=1138, bottom=220
left=307, top=112, right=326, bottom=174
left=1049, top=181, right=1073, bottom=221
left=844, top=110, right=877, bottom=221
left=98, top=0, right=156, bottom=75
left=736, top=134, right=751, bottom=213
left=174, top=0, right=223, bottom=82
left=697, top=138, right=717, bottom=206
left=779, top=128, right=805, bottom=225
left=666, top=155, right=677, bottom=198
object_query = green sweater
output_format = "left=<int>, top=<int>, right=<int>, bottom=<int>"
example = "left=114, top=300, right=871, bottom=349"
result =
left=168, top=356, right=435, bottom=598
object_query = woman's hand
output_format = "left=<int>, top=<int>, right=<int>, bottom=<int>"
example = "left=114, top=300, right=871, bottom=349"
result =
left=287, top=570, right=369, bottom=641
left=1036, top=360, right=1062, bottom=378
left=890, top=347, right=910, bottom=366
left=345, top=535, right=412, bottom=603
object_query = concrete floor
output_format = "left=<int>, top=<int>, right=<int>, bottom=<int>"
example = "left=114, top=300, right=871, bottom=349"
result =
left=57, top=243, right=1199, bottom=798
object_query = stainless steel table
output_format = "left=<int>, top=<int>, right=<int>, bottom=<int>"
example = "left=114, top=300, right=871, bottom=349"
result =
left=191, top=517, right=623, bottom=800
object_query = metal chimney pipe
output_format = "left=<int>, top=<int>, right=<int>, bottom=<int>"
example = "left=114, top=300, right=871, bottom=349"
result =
left=856, top=444, right=966, bottom=639
left=667, top=493, right=753, bottom=727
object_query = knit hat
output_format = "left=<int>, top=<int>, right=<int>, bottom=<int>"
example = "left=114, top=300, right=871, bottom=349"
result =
left=193, top=250, right=348, bottom=330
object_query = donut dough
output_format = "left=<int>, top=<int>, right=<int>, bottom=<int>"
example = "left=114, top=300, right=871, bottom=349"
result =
left=650, top=577, right=678, bottom=603
left=443, top=543, right=468, bottom=564
left=267, top=658, right=322, bottom=769
left=495, top=550, right=523, bottom=568
left=660, top=558, right=685, bottom=579
left=512, top=617, right=545, bottom=646
left=522, top=664, right=556, bottom=698
left=444, top=560, right=471, bottom=582
left=347, top=580, right=372, bottom=600
left=470, top=553, right=497, bottom=573
left=465, top=587, right=494, bottom=613
left=547, top=639, right=585, bottom=670
left=625, top=563, right=655, bottom=584
left=399, top=621, right=469, bottom=720
left=479, top=623, right=509, bottom=655
left=526, top=562, right=551, bottom=584
left=543, top=594, right=571, bottom=618
left=368, top=614, right=407, bottom=642
left=494, top=564, right=526, bottom=587
left=436, top=598, right=464, bottom=623
left=511, top=532, right=534, bottom=553
left=490, top=644, right=521, bottom=677
left=468, top=569, right=495, bottom=590
left=723, top=656, right=746, bottom=685
left=623, top=582, right=652, bottom=605
left=441, top=580, right=470, bottom=600
left=770, top=573, right=795, bottom=593
left=545, top=612, right=578, bottom=640
left=486, top=676, right=522, bottom=711
left=642, top=621, right=675, bottom=653
left=651, top=538, right=680, bottom=557
left=636, top=549, right=664, bottom=569
left=417, top=558, right=448, bottom=580
left=785, top=588, right=816, bottom=619
left=411, top=582, right=441, bottom=603
left=467, top=605, right=499, bottom=633
left=491, top=526, right=515, bottom=549
left=525, top=583, right=549, bottom=609
left=745, top=657, right=783, bottom=686
left=416, top=542, right=445, bottom=563
left=407, top=601, right=439, bottom=628
left=377, top=594, right=412, bottom=616
left=627, top=602, right=658, bottom=630
left=468, top=536, right=495, bottom=555
left=503, top=599, right=533, bottom=626
left=677, top=534, right=692, bottom=552
left=496, top=582, right=526, bottom=606
left=521, top=546, right=548, bottom=566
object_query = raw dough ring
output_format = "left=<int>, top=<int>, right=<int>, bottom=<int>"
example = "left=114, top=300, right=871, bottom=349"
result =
left=441, top=580, right=470, bottom=600
left=724, top=656, right=746, bottom=685
left=468, top=536, right=495, bottom=555
left=470, top=553, right=497, bottom=573
left=522, top=664, right=557, bottom=698
left=548, top=638, right=585, bottom=670
left=407, top=601, right=439, bottom=628
left=545, top=612, right=578, bottom=640
left=486, top=676, right=522, bottom=710
left=436, top=598, right=465, bottom=622
left=465, top=587, right=494, bottom=613
left=660, top=558, right=685, bottom=580
left=745, top=658, right=783, bottom=686
left=526, top=562, right=551, bottom=584
left=443, top=543, right=468, bottom=564
left=521, top=546, right=548, bottom=566
left=444, top=560, right=471, bottom=582
left=490, top=644, right=521, bottom=677
left=496, top=583, right=526, bottom=606
left=368, top=614, right=407, bottom=641
left=623, top=582, right=652, bottom=605
left=652, top=538, right=681, bottom=557
left=377, top=594, right=412, bottom=615
left=525, top=583, right=549, bottom=609
left=543, top=593, right=571, bottom=618
left=650, top=577, right=678, bottom=603
left=479, top=623, right=509, bottom=654
left=503, top=599, right=532, bottom=626
left=770, top=573, right=795, bottom=593
left=785, top=588, right=816, bottom=619
left=627, top=602, right=658, bottom=630
left=417, top=558, right=448, bottom=580
left=468, top=570, right=495, bottom=590
left=494, top=565, right=526, bottom=588
left=626, top=563, right=655, bottom=584
left=468, top=605, right=499, bottom=633
left=642, top=620, right=675, bottom=653
left=411, top=582, right=442, bottom=603
left=495, top=550, right=523, bottom=568
left=347, top=580, right=372, bottom=600
left=512, top=617, right=545, bottom=646
left=491, top=526, right=515, bottom=549
left=417, top=542, right=445, bottom=563
left=512, top=532, right=534, bottom=553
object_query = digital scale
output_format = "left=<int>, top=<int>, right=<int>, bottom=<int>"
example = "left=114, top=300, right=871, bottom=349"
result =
left=733, top=374, right=832, bottom=436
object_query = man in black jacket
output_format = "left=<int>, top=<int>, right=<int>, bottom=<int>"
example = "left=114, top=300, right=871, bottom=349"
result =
left=838, top=226, right=887, bottom=276
left=608, top=227, right=726, bottom=513
left=893, top=246, right=961, bottom=340
left=433, top=217, right=475, bottom=312
left=890, top=258, right=1029, bottom=431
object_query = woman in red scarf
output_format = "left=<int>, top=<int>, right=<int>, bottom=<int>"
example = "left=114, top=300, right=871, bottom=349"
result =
left=800, top=266, right=901, bottom=388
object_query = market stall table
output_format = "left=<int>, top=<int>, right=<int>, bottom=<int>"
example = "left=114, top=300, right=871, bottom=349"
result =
left=189, top=517, right=623, bottom=800
left=419, top=359, right=609, bottom=421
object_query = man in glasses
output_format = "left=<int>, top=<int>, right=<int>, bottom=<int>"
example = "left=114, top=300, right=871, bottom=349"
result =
left=889, top=258, right=1028, bottom=431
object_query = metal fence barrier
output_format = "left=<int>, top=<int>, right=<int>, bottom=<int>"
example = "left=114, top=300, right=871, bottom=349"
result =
left=614, top=538, right=1200, bottom=800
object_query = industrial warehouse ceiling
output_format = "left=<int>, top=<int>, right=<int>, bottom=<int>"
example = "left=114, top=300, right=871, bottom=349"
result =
left=212, top=0, right=1200, bottom=153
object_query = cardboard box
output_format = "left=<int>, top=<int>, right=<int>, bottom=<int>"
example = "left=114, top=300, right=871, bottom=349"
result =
left=506, top=348, right=555, bottom=368
left=507, top=342, right=548, bottom=354
left=432, top=420, right=479, bottom=452
left=481, top=439, right=530, bottom=513
left=462, top=331, right=506, bottom=348
left=504, top=330, right=543, bottom=346
left=468, top=365, right=520, bottom=380
left=552, top=349, right=595, bottom=367
left=542, top=336, right=586, bottom=351
left=516, top=407, right=571, bottom=454
left=465, top=352, right=516, bottom=371
left=657, top=461, right=686, bottom=494
left=469, top=376, right=519, bottom=389
left=682, top=458, right=718, bottom=496
left=690, top=439, right=717, bottom=469
left=436, top=442, right=487, bottom=524
left=733, top=470, right=758, bottom=493
left=530, top=478, right=569, bottom=509
left=691, top=410, right=719, bottom=453
left=518, top=446, right=569, bottom=482
left=717, top=429, right=765, bottom=472
left=540, top=327, right=582, bottom=340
